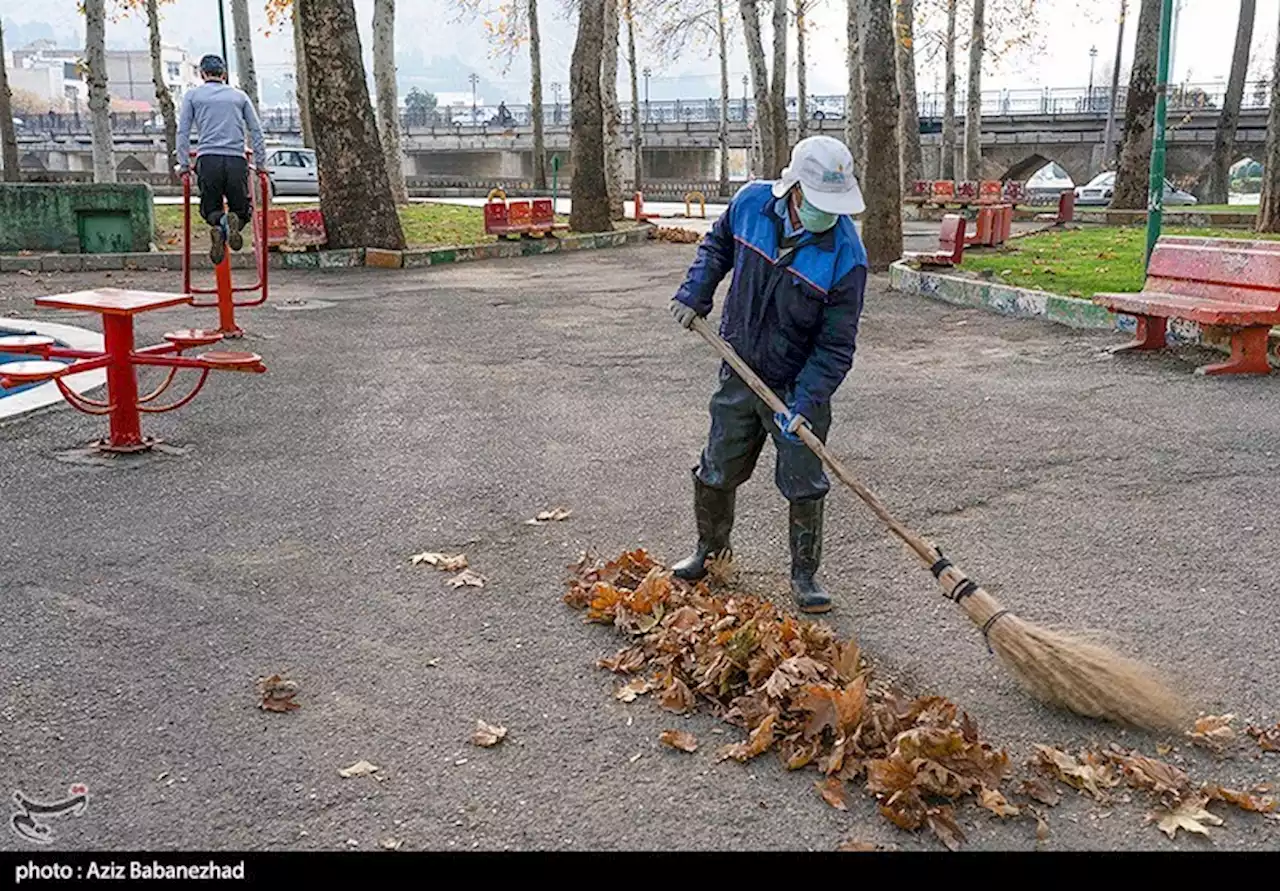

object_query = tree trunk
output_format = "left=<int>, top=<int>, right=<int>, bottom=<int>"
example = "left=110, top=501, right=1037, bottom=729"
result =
left=963, top=0, right=984, bottom=181
left=143, top=0, right=180, bottom=184
left=0, top=23, right=22, bottom=182
left=861, top=0, right=902, bottom=271
left=602, top=0, right=625, bottom=218
left=1110, top=0, right=1161, bottom=210
left=296, top=0, right=405, bottom=249
left=717, top=0, right=731, bottom=194
left=796, top=2, right=808, bottom=140
left=740, top=0, right=776, bottom=177
left=230, top=0, right=260, bottom=113
left=941, top=0, right=957, bottom=178
left=895, top=0, right=923, bottom=188
left=569, top=0, right=612, bottom=233
left=1258, top=26, right=1280, bottom=232
left=530, top=0, right=548, bottom=191
left=844, top=0, right=864, bottom=172
left=293, top=3, right=315, bottom=148
left=372, top=0, right=408, bottom=205
left=770, top=0, right=789, bottom=173
left=85, top=0, right=115, bottom=184
left=625, top=0, right=642, bottom=192
left=1200, top=0, right=1255, bottom=204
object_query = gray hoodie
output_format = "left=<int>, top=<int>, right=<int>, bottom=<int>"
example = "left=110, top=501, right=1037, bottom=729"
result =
left=177, top=81, right=267, bottom=170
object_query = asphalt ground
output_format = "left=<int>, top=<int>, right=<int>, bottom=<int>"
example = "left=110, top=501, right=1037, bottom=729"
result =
left=1, top=244, right=1277, bottom=852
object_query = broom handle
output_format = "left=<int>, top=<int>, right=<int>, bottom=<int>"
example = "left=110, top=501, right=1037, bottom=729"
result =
left=690, top=317, right=941, bottom=569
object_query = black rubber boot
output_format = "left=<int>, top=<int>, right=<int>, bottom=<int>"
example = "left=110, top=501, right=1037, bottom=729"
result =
left=672, top=475, right=735, bottom=581
left=227, top=212, right=244, bottom=251
left=790, top=497, right=831, bottom=613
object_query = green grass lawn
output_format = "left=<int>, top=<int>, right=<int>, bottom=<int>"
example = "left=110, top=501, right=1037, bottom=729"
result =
left=1179, top=204, right=1259, bottom=213
left=153, top=201, right=569, bottom=251
left=959, top=226, right=1280, bottom=298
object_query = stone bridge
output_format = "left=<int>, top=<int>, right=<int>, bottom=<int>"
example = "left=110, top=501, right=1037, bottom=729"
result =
left=14, top=107, right=1270, bottom=192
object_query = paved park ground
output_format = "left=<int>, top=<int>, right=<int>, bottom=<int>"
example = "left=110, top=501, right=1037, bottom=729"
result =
left=1, top=243, right=1277, bottom=851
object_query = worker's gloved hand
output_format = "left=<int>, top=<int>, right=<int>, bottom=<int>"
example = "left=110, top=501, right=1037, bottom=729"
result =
left=175, top=163, right=188, bottom=177
left=669, top=299, right=700, bottom=330
left=774, top=409, right=810, bottom=444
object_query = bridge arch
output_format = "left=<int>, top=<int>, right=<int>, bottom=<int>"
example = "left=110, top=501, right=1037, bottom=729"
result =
left=983, top=148, right=1093, bottom=188
left=19, top=152, right=46, bottom=170
left=116, top=155, right=149, bottom=174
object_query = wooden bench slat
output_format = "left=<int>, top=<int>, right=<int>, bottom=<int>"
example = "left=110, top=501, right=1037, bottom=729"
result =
left=1096, top=291, right=1280, bottom=327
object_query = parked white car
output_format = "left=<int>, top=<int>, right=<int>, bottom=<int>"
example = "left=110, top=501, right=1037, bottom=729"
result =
left=1074, top=171, right=1198, bottom=206
left=262, top=147, right=319, bottom=197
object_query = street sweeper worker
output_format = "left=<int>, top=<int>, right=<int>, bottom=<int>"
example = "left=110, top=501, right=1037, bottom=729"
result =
left=176, top=54, right=267, bottom=265
left=667, top=135, right=868, bottom=615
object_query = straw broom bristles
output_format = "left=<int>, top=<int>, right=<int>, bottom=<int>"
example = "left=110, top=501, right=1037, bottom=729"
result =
left=691, top=319, right=1192, bottom=732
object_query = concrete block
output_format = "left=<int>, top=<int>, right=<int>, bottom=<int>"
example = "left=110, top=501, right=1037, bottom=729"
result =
left=364, top=248, right=404, bottom=269
left=283, top=251, right=320, bottom=269
left=82, top=254, right=125, bottom=271
left=319, top=248, right=365, bottom=268
left=402, top=250, right=433, bottom=268
left=0, top=255, right=43, bottom=272
left=40, top=254, right=84, bottom=272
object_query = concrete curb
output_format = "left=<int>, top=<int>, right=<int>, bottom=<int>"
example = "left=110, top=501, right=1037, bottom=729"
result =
left=903, top=204, right=1257, bottom=229
left=0, top=226, right=652, bottom=275
left=888, top=260, right=1280, bottom=368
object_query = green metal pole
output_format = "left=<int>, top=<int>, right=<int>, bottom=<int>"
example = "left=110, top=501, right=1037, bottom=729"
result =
left=217, top=0, right=230, bottom=70
left=1144, top=0, right=1175, bottom=270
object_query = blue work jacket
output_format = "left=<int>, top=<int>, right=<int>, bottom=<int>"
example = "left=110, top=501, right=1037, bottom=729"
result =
left=673, top=181, right=869, bottom=422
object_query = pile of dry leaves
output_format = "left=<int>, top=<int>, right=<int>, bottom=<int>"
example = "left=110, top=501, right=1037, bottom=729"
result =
left=650, top=227, right=703, bottom=244
left=564, top=549, right=1278, bottom=850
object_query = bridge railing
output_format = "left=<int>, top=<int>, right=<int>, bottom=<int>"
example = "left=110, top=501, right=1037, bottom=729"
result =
left=16, top=80, right=1272, bottom=138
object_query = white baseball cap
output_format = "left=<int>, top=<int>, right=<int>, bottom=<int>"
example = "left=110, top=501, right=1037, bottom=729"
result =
left=771, top=135, right=866, bottom=216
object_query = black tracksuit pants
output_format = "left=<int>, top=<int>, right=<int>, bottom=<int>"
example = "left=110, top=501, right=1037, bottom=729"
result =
left=196, top=154, right=251, bottom=228
left=694, top=364, right=833, bottom=503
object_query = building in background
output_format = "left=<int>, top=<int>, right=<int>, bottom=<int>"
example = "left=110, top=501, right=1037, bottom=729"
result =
left=5, top=39, right=199, bottom=113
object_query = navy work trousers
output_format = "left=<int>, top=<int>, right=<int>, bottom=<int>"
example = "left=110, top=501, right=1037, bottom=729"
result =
left=694, top=365, right=832, bottom=503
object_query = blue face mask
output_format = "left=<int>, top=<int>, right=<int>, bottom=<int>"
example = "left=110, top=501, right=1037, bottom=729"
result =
left=796, top=197, right=838, bottom=233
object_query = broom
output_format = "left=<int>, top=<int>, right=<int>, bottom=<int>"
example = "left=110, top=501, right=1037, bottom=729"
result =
left=689, top=317, right=1190, bottom=732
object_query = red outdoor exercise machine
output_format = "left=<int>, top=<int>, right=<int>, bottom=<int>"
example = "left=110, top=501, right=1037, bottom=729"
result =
left=181, top=150, right=271, bottom=338
left=0, top=289, right=266, bottom=454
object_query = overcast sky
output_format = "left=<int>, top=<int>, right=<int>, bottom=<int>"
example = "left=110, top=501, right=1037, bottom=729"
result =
left=3, top=0, right=1277, bottom=104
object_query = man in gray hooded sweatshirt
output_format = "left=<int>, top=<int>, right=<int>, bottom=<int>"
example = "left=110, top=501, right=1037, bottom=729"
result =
left=177, top=54, right=267, bottom=264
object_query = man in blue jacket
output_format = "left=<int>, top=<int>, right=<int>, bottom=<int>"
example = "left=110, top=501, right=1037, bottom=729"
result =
left=176, top=55, right=267, bottom=264
left=668, top=136, right=868, bottom=614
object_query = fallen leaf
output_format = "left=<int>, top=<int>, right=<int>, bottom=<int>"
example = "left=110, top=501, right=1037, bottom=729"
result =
left=338, top=760, right=380, bottom=778
left=447, top=569, right=486, bottom=589
left=717, top=713, right=777, bottom=763
left=471, top=720, right=508, bottom=747
left=660, top=676, right=696, bottom=713
left=525, top=507, right=572, bottom=525
left=1034, top=745, right=1117, bottom=801
left=380, top=838, right=403, bottom=851
left=1189, top=714, right=1235, bottom=753
left=925, top=806, right=966, bottom=851
left=1246, top=722, right=1280, bottom=753
left=978, top=787, right=1020, bottom=818
left=1201, top=783, right=1277, bottom=814
left=1029, top=806, right=1050, bottom=841
left=1156, top=744, right=1173, bottom=756
left=616, top=677, right=654, bottom=702
left=659, top=729, right=698, bottom=752
left=1020, top=777, right=1062, bottom=807
left=1150, top=796, right=1224, bottom=839
left=256, top=674, right=300, bottom=712
left=816, top=777, right=848, bottom=811
left=410, top=551, right=468, bottom=571
left=836, top=839, right=882, bottom=852
left=1112, top=751, right=1190, bottom=798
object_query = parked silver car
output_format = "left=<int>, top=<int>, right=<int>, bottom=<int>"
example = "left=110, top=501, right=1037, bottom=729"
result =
left=262, top=147, right=319, bottom=197
left=1074, top=171, right=1198, bottom=206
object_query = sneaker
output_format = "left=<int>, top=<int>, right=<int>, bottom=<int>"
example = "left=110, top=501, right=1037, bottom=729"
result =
left=226, top=212, right=244, bottom=251
left=209, top=224, right=226, bottom=265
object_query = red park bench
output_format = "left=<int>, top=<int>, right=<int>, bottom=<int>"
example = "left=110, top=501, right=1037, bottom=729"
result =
left=1093, top=236, right=1280, bottom=376
left=931, top=181, right=956, bottom=206
left=903, top=215, right=966, bottom=268
left=1002, top=180, right=1027, bottom=204
left=965, top=204, right=1012, bottom=248
left=906, top=180, right=933, bottom=205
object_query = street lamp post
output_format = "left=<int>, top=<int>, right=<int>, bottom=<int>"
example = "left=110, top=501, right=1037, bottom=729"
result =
left=217, top=0, right=229, bottom=69
left=551, top=82, right=562, bottom=124
left=1101, top=0, right=1127, bottom=169
left=742, top=74, right=748, bottom=122
left=469, top=72, right=480, bottom=125
left=1088, top=45, right=1098, bottom=108
left=643, top=67, right=651, bottom=123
